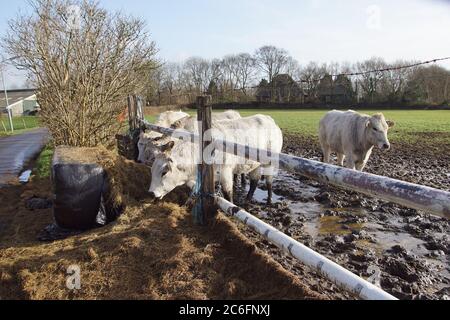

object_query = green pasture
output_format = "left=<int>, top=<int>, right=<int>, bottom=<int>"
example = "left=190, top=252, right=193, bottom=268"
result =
left=6, top=110, right=447, bottom=143
left=0, top=116, right=41, bottom=136
left=146, top=109, right=450, bottom=144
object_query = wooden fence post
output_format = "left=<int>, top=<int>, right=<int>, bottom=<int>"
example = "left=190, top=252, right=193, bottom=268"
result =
left=132, top=95, right=139, bottom=130
left=127, top=95, right=134, bottom=132
left=136, top=96, right=144, bottom=124
left=197, top=95, right=216, bottom=224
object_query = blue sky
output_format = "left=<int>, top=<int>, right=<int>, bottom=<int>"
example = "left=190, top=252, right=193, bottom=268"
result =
left=1, top=0, right=450, bottom=87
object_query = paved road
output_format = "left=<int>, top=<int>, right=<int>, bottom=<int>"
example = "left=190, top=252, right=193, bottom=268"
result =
left=0, top=128, right=49, bottom=186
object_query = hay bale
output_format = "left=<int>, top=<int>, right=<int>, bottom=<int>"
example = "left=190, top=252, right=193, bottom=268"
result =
left=51, top=146, right=152, bottom=230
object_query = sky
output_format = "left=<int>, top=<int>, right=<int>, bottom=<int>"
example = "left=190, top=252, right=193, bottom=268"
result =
left=1, top=0, right=450, bottom=88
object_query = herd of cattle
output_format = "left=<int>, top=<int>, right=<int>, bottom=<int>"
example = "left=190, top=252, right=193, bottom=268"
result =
left=137, top=110, right=395, bottom=204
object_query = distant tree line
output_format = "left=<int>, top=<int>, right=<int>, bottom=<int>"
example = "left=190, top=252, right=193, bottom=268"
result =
left=147, top=46, right=450, bottom=106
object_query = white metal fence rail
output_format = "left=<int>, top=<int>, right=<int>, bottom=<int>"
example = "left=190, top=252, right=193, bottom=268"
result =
left=216, top=197, right=397, bottom=300
left=140, top=119, right=450, bottom=219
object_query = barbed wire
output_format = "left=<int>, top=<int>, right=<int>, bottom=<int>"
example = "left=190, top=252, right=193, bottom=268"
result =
left=303, top=56, right=450, bottom=83
left=206, top=56, right=450, bottom=94
left=148, top=56, right=450, bottom=99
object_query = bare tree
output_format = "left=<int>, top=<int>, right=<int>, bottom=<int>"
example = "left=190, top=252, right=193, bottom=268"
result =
left=379, top=60, right=416, bottom=103
left=2, top=0, right=158, bottom=147
left=355, top=57, right=387, bottom=103
left=284, top=56, right=301, bottom=81
left=405, top=65, right=450, bottom=104
left=184, top=57, right=221, bottom=94
left=254, top=46, right=289, bottom=83
left=234, top=53, right=256, bottom=94
left=299, top=62, right=328, bottom=101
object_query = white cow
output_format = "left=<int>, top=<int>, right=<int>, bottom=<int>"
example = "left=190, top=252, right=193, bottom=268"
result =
left=319, top=110, right=395, bottom=171
left=138, top=110, right=241, bottom=165
left=137, top=111, right=189, bottom=163
left=149, top=114, right=283, bottom=204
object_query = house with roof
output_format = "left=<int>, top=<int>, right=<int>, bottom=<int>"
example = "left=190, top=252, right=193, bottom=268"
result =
left=317, top=75, right=354, bottom=105
left=0, top=89, right=39, bottom=116
left=256, top=74, right=306, bottom=103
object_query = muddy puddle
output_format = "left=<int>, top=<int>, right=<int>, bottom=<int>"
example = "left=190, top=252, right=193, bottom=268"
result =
left=235, top=169, right=449, bottom=300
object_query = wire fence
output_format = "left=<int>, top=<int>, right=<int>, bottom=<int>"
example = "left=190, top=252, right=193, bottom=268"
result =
left=217, top=56, right=450, bottom=93
left=149, top=56, right=450, bottom=104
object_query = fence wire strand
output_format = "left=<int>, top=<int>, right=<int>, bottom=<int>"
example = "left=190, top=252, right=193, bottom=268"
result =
left=199, top=56, right=450, bottom=95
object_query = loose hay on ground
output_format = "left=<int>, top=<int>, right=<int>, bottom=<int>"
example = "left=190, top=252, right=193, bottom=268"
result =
left=0, top=149, right=323, bottom=300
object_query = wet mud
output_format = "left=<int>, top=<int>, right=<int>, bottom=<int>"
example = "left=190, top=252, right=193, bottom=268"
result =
left=233, top=133, right=449, bottom=300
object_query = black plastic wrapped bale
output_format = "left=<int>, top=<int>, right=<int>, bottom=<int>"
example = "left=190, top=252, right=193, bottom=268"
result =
left=115, top=129, right=140, bottom=161
left=52, top=147, right=118, bottom=230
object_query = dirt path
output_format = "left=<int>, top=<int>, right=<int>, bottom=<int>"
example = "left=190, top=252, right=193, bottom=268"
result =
left=0, top=128, right=49, bottom=186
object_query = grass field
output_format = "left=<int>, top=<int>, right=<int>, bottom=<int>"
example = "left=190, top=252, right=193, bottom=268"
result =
left=2, top=110, right=448, bottom=143
left=35, top=144, right=54, bottom=178
left=0, top=116, right=41, bottom=136
left=147, top=109, right=450, bottom=144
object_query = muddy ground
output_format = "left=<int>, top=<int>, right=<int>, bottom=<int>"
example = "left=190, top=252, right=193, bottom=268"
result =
left=1, top=134, right=448, bottom=300
left=233, top=133, right=449, bottom=300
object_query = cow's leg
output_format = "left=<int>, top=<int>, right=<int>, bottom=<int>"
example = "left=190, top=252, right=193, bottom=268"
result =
left=337, top=153, right=345, bottom=167
left=356, top=151, right=371, bottom=172
left=241, top=173, right=246, bottom=187
left=220, top=167, right=234, bottom=203
left=356, top=161, right=367, bottom=172
left=247, top=179, right=258, bottom=202
left=265, top=175, right=274, bottom=205
left=246, top=168, right=261, bottom=202
left=322, top=145, right=331, bottom=164
left=345, top=154, right=356, bottom=170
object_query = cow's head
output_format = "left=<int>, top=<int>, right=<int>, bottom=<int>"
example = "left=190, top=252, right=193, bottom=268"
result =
left=366, top=113, right=395, bottom=151
left=148, top=141, right=188, bottom=199
left=137, top=132, right=151, bottom=163
left=137, top=132, right=167, bottom=165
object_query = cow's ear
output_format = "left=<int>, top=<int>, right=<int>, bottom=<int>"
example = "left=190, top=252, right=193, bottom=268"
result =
left=171, top=120, right=182, bottom=129
left=386, top=120, right=395, bottom=128
left=160, top=141, right=175, bottom=153
left=171, top=116, right=189, bottom=129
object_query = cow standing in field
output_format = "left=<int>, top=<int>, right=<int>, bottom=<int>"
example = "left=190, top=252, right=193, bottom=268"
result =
left=319, top=110, right=395, bottom=171
left=148, top=114, right=283, bottom=204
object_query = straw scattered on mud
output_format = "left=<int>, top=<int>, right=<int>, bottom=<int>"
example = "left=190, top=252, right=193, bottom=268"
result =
left=0, top=148, right=323, bottom=300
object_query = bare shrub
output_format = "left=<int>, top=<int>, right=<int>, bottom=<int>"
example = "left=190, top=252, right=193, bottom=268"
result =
left=2, top=0, right=158, bottom=147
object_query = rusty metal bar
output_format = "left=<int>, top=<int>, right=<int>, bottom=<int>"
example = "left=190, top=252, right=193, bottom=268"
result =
left=139, top=119, right=450, bottom=219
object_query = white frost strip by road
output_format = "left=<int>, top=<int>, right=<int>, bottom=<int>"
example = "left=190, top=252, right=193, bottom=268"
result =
left=216, top=196, right=398, bottom=300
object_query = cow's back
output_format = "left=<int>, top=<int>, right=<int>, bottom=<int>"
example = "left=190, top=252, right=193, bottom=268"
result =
left=156, top=111, right=189, bottom=127
left=213, top=115, right=283, bottom=171
left=215, top=110, right=241, bottom=121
